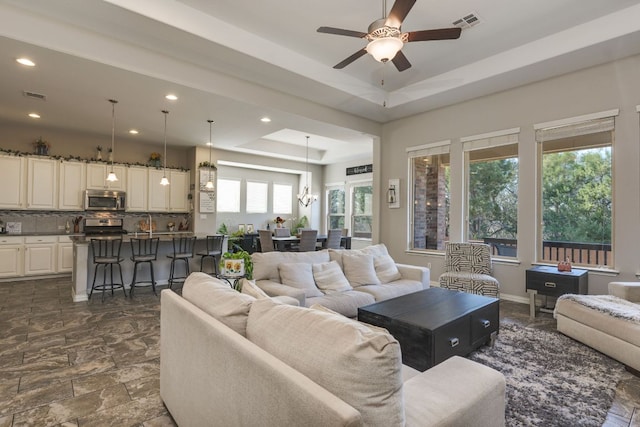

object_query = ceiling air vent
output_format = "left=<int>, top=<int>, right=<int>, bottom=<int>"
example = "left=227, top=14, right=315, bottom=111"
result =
left=23, top=90, right=47, bottom=101
left=452, top=13, right=481, bottom=29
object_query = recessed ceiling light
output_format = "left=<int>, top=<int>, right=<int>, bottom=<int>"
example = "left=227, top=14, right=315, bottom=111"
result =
left=129, top=129, right=139, bottom=134
left=17, top=58, right=35, bottom=67
left=165, top=94, right=178, bottom=101
left=260, top=117, right=271, bottom=123
left=206, top=142, right=213, bottom=146
left=28, top=113, right=40, bottom=119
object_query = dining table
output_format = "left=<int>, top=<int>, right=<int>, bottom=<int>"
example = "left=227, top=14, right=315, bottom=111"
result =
left=270, top=234, right=351, bottom=251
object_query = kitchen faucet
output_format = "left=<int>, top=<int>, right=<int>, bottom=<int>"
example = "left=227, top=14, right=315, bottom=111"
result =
left=148, top=213, right=153, bottom=238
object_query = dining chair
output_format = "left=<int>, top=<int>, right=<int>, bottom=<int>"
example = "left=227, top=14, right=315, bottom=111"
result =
left=297, top=229, right=318, bottom=252
left=325, top=229, right=343, bottom=249
left=274, top=228, right=291, bottom=237
left=258, top=230, right=275, bottom=252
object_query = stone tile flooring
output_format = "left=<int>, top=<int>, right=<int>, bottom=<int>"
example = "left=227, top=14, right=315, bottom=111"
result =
left=0, top=276, right=638, bottom=426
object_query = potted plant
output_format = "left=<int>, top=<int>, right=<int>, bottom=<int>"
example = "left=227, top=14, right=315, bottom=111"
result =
left=96, top=145, right=102, bottom=160
left=219, top=250, right=253, bottom=288
left=149, top=152, right=161, bottom=167
left=34, top=137, right=50, bottom=155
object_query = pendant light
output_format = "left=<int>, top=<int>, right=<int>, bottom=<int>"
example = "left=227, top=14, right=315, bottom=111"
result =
left=297, top=136, right=318, bottom=207
left=160, top=110, right=170, bottom=186
left=205, top=119, right=215, bottom=190
left=106, top=99, right=118, bottom=182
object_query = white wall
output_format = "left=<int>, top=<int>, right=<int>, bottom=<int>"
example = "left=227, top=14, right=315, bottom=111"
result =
left=378, top=53, right=640, bottom=301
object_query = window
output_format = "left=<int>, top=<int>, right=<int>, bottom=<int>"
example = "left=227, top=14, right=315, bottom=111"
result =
left=463, top=131, right=519, bottom=257
left=408, top=142, right=450, bottom=250
left=352, top=183, right=373, bottom=238
left=216, top=178, right=241, bottom=212
left=327, top=186, right=345, bottom=230
left=273, top=183, right=292, bottom=214
left=246, top=181, right=268, bottom=213
left=536, top=114, right=614, bottom=267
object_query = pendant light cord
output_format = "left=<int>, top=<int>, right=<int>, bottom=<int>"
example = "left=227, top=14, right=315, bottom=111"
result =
left=208, top=119, right=214, bottom=181
left=109, top=99, right=117, bottom=170
left=162, top=110, right=168, bottom=175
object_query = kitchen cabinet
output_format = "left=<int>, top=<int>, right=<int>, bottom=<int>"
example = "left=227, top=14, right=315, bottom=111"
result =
left=86, top=163, right=127, bottom=191
left=27, top=157, right=58, bottom=210
left=0, top=236, right=24, bottom=278
left=0, top=155, right=26, bottom=209
left=59, top=161, right=86, bottom=210
left=148, top=168, right=169, bottom=211
left=57, top=236, right=73, bottom=273
left=169, top=170, right=190, bottom=212
left=24, top=236, right=57, bottom=276
left=126, top=166, right=149, bottom=212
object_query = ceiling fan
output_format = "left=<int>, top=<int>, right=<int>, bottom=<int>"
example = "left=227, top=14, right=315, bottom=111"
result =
left=317, top=0, right=462, bottom=72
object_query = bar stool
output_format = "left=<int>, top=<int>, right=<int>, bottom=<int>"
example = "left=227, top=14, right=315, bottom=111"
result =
left=197, top=235, right=224, bottom=275
left=89, top=238, right=126, bottom=301
left=129, top=237, right=160, bottom=296
left=167, top=236, right=197, bottom=289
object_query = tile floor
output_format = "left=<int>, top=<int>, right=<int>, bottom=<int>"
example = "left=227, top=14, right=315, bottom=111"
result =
left=0, top=277, right=638, bottom=426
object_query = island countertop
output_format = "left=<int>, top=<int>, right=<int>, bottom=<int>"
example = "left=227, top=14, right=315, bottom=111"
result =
left=70, top=232, right=212, bottom=244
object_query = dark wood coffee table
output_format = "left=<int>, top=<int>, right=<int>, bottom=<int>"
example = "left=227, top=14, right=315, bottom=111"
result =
left=357, top=287, right=499, bottom=371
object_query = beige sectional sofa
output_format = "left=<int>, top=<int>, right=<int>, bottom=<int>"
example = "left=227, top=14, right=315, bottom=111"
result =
left=251, top=244, right=430, bottom=317
left=160, top=273, right=506, bottom=427
left=555, top=281, right=640, bottom=371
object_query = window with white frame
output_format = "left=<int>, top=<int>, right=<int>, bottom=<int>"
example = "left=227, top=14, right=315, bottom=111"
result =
left=463, top=130, right=519, bottom=257
left=273, top=183, right=293, bottom=214
left=216, top=178, right=241, bottom=212
left=408, top=141, right=450, bottom=251
left=536, top=113, right=615, bottom=268
left=326, top=185, right=345, bottom=230
left=246, top=181, right=268, bottom=213
left=351, top=182, right=373, bottom=239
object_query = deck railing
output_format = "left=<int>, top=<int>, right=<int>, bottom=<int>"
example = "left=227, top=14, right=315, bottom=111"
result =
left=481, top=238, right=612, bottom=267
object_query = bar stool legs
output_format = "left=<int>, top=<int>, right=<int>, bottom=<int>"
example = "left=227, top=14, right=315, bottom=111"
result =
left=167, top=237, right=197, bottom=290
left=89, top=238, right=126, bottom=302
left=129, top=238, right=160, bottom=297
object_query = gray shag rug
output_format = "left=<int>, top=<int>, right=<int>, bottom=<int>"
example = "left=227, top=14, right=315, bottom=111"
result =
left=468, top=323, right=625, bottom=426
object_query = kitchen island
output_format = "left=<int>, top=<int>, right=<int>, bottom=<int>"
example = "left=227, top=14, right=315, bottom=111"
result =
left=70, top=232, right=218, bottom=302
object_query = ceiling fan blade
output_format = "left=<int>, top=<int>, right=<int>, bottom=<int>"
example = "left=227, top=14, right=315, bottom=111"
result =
left=317, top=26, right=367, bottom=38
left=406, top=27, right=462, bottom=42
left=333, top=48, right=368, bottom=69
left=391, top=50, right=411, bottom=72
left=385, top=0, right=416, bottom=28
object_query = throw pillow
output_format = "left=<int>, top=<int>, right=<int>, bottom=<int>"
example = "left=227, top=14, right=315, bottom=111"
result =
left=374, top=254, right=402, bottom=283
left=247, top=299, right=404, bottom=427
left=182, top=272, right=255, bottom=336
left=312, top=261, right=352, bottom=293
left=240, top=278, right=269, bottom=299
left=278, top=262, right=323, bottom=298
left=341, top=251, right=381, bottom=287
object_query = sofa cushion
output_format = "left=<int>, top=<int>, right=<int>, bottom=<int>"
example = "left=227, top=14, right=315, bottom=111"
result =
left=356, top=281, right=424, bottom=301
left=363, top=244, right=402, bottom=283
left=305, top=290, right=376, bottom=318
left=247, top=298, right=405, bottom=427
left=240, top=278, right=269, bottom=299
left=252, top=250, right=330, bottom=281
left=341, top=251, right=381, bottom=287
left=312, top=261, right=352, bottom=294
left=278, top=263, right=323, bottom=298
left=182, top=272, right=255, bottom=336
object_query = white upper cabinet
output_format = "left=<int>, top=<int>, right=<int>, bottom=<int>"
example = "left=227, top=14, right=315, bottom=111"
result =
left=169, top=170, right=190, bottom=212
left=126, top=166, right=149, bottom=212
left=27, top=157, right=58, bottom=210
left=0, top=155, right=26, bottom=209
left=86, top=163, right=127, bottom=191
left=58, top=161, right=86, bottom=210
left=148, top=168, right=169, bottom=212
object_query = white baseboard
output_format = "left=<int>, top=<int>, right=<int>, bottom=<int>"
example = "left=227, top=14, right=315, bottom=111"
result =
left=429, top=281, right=529, bottom=305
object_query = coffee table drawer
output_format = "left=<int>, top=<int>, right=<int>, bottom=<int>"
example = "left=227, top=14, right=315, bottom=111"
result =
left=471, top=303, right=499, bottom=346
left=433, top=317, right=471, bottom=365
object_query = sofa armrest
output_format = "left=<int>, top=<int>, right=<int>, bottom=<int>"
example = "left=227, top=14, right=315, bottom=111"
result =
left=256, top=280, right=306, bottom=306
left=404, top=356, right=505, bottom=427
left=396, top=264, right=430, bottom=288
left=608, top=281, right=640, bottom=303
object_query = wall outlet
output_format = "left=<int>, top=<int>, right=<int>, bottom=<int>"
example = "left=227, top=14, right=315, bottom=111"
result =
left=427, top=262, right=432, bottom=269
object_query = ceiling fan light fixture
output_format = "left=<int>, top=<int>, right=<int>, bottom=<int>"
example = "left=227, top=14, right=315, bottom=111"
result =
left=366, top=37, right=403, bottom=62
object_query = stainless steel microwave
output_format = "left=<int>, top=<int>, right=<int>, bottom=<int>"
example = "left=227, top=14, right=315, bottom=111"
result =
left=84, top=190, right=126, bottom=211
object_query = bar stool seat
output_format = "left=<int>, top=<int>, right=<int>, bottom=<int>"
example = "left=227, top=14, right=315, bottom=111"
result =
left=167, top=236, right=197, bottom=290
left=130, top=237, right=160, bottom=296
left=89, top=238, right=126, bottom=301
left=197, top=235, right=224, bottom=275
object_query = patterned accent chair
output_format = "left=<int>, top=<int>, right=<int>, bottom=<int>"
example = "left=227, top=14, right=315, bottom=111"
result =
left=439, top=242, right=500, bottom=298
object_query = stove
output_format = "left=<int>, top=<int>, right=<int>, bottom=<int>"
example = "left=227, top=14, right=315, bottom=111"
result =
left=84, top=218, right=127, bottom=236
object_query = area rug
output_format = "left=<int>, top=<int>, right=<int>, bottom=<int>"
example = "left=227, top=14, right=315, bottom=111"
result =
left=468, top=322, right=625, bottom=427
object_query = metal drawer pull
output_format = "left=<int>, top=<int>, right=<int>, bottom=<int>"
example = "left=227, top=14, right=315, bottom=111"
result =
left=544, top=282, right=556, bottom=288
left=481, top=319, right=491, bottom=328
left=449, top=337, right=459, bottom=347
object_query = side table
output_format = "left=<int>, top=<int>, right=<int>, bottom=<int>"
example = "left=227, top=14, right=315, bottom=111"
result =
left=216, top=274, right=245, bottom=290
left=526, top=265, right=588, bottom=319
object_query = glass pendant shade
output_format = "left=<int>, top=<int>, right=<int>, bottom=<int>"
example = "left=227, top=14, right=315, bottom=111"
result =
left=106, top=171, right=118, bottom=182
left=366, top=37, right=403, bottom=62
left=160, top=175, right=169, bottom=186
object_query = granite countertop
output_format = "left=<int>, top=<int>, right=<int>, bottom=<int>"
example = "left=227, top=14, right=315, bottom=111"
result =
left=70, top=231, right=207, bottom=244
left=1, top=232, right=84, bottom=237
